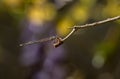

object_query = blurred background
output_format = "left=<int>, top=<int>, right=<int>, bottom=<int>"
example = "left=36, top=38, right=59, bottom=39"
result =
left=0, top=0, right=120, bottom=79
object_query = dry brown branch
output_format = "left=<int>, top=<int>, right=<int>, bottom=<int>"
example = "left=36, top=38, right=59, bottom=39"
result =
left=20, top=16, right=120, bottom=47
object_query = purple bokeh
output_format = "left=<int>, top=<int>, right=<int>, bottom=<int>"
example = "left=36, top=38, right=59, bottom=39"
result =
left=20, top=21, right=67, bottom=79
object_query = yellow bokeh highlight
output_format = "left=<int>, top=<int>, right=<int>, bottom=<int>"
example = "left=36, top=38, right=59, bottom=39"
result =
left=33, top=0, right=47, bottom=5
left=71, top=6, right=88, bottom=23
left=2, top=0, right=22, bottom=8
left=103, top=0, right=120, bottom=17
left=28, top=6, right=44, bottom=24
left=27, top=3, right=56, bottom=25
left=57, top=18, right=74, bottom=36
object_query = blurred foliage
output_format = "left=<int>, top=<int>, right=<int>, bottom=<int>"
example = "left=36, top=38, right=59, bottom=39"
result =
left=0, top=0, right=120, bottom=79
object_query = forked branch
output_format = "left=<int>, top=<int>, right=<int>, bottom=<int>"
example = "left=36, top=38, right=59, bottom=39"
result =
left=20, top=16, right=120, bottom=47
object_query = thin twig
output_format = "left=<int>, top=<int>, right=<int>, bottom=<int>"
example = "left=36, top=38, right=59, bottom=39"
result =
left=20, top=16, right=120, bottom=47
left=62, top=16, right=120, bottom=42
left=19, top=36, right=56, bottom=46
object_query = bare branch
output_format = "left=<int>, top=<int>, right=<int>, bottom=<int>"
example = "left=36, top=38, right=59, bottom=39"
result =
left=61, top=16, right=120, bottom=42
left=74, top=16, right=120, bottom=29
left=20, top=16, right=120, bottom=48
left=19, top=36, right=56, bottom=46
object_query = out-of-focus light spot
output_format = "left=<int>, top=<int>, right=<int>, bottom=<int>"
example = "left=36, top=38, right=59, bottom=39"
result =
left=71, top=6, right=88, bottom=23
left=103, top=1, right=120, bottom=17
left=57, top=18, right=74, bottom=36
left=28, top=7, right=45, bottom=25
left=2, top=0, right=22, bottom=8
left=27, top=4, right=56, bottom=25
left=92, top=52, right=105, bottom=69
left=33, top=0, right=47, bottom=5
